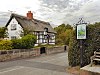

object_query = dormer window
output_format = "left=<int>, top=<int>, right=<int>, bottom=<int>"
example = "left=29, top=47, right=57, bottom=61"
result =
left=11, top=24, right=16, bottom=30
left=44, top=27, right=48, bottom=32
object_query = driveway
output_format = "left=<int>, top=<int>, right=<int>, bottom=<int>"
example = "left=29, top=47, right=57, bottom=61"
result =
left=0, top=52, right=73, bottom=75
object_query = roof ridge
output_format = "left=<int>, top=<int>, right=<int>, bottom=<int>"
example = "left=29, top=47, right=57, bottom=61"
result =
left=6, top=13, right=56, bottom=33
left=33, top=18, right=50, bottom=25
left=11, top=13, right=50, bottom=25
left=11, top=13, right=28, bottom=20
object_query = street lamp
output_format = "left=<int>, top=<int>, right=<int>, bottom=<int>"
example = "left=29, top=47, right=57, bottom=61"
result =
left=76, top=18, right=87, bottom=67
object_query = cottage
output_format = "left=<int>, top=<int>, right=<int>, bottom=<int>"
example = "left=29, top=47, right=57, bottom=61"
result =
left=5, top=11, right=56, bottom=46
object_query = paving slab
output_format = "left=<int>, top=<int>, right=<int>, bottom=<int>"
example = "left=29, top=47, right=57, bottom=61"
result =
left=80, top=65, right=100, bottom=75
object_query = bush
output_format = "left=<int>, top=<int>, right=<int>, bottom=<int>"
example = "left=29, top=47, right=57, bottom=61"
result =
left=68, top=22, right=100, bottom=67
left=12, top=34, right=36, bottom=49
left=11, top=39, right=22, bottom=49
left=0, top=40, right=12, bottom=50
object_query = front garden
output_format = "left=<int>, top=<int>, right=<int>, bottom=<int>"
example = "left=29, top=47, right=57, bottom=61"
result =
left=0, top=33, right=65, bottom=62
left=0, top=34, right=36, bottom=50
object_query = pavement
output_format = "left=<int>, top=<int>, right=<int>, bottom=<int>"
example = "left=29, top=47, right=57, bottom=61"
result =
left=81, top=65, right=100, bottom=74
left=0, top=52, right=73, bottom=75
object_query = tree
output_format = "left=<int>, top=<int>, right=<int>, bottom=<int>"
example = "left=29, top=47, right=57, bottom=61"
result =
left=54, top=23, right=73, bottom=45
left=20, top=28, right=34, bottom=37
left=0, top=27, right=7, bottom=39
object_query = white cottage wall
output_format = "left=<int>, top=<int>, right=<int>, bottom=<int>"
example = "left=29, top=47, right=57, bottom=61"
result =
left=7, top=18, right=55, bottom=45
left=7, top=18, right=23, bottom=40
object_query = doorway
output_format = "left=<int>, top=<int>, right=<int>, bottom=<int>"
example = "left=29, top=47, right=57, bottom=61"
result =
left=40, top=47, right=46, bottom=54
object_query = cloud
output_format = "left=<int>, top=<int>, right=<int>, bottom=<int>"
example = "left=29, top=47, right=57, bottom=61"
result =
left=0, top=18, right=9, bottom=27
left=37, top=0, right=92, bottom=26
left=67, top=0, right=100, bottom=24
left=0, top=0, right=41, bottom=26
left=0, top=0, right=100, bottom=27
left=0, top=11, right=10, bottom=27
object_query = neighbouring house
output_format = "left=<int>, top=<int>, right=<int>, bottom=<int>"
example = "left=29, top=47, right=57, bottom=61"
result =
left=5, top=11, right=56, bottom=46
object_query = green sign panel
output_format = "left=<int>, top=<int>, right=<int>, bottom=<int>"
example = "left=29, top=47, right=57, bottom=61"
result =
left=77, top=24, right=86, bottom=39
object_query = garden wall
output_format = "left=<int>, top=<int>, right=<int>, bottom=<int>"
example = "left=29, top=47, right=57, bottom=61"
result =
left=0, top=48, right=40, bottom=62
left=0, top=46, right=65, bottom=62
left=46, top=46, right=65, bottom=54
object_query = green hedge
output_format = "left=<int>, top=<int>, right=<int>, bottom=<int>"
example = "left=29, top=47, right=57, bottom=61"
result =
left=68, top=22, right=100, bottom=67
left=12, top=34, right=36, bottom=49
left=0, top=40, right=12, bottom=50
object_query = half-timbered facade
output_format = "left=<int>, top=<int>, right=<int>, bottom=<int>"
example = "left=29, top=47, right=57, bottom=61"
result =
left=5, top=11, right=56, bottom=46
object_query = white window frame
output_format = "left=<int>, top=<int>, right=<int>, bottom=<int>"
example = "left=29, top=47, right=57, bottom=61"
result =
left=11, top=36, right=17, bottom=39
left=11, top=24, right=17, bottom=30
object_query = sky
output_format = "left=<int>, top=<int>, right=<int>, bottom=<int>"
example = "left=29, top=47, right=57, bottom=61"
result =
left=0, top=0, right=100, bottom=27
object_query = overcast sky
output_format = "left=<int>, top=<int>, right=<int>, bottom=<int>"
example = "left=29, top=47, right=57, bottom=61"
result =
left=0, top=0, right=100, bottom=27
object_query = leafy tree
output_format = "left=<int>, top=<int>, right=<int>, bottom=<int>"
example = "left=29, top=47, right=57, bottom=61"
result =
left=54, top=24, right=73, bottom=45
left=20, top=29, right=34, bottom=36
left=0, top=27, right=7, bottom=39
left=64, top=29, right=73, bottom=45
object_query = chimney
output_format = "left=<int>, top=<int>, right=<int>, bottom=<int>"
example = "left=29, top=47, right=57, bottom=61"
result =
left=27, top=11, right=33, bottom=19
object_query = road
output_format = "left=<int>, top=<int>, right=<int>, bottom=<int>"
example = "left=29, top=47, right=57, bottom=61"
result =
left=0, top=52, right=73, bottom=75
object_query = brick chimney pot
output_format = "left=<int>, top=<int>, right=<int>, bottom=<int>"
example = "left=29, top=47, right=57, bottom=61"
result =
left=27, top=11, right=33, bottom=19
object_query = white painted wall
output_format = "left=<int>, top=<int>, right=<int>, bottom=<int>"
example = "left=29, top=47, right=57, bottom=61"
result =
left=7, top=18, right=23, bottom=40
left=49, top=33, right=55, bottom=45
left=35, top=31, right=55, bottom=45
left=7, top=18, right=55, bottom=45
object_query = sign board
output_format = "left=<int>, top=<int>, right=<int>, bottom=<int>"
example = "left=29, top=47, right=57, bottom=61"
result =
left=77, top=24, right=86, bottom=39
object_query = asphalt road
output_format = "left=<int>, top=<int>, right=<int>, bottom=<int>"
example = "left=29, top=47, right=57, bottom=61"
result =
left=0, top=52, right=73, bottom=75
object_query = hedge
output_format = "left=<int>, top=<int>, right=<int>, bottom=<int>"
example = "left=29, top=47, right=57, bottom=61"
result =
left=68, top=22, right=100, bottom=67
left=12, top=34, right=36, bottom=49
left=0, top=40, right=12, bottom=50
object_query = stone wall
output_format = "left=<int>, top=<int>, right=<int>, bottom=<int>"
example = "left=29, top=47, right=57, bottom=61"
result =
left=0, top=46, right=66, bottom=62
left=0, top=48, right=40, bottom=62
left=46, top=46, right=65, bottom=54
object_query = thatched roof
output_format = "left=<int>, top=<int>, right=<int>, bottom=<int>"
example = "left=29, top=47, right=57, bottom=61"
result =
left=6, top=13, right=56, bottom=33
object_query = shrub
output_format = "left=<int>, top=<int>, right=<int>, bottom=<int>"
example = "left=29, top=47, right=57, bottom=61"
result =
left=68, top=22, right=100, bottom=67
left=0, top=40, right=12, bottom=50
left=68, top=34, right=78, bottom=67
left=0, top=27, right=7, bottom=39
left=12, top=34, right=36, bottom=49
left=11, top=39, right=22, bottom=49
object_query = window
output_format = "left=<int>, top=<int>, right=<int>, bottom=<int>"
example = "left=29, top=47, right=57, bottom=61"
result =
left=38, top=35, right=41, bottom=39
left=11, top=36, right=16, bottom=39
left=33, top=32, right=37, bottom=35
left=11, top=24, right=16, bottom=30
left=44, top=27, right=48, bottom=32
